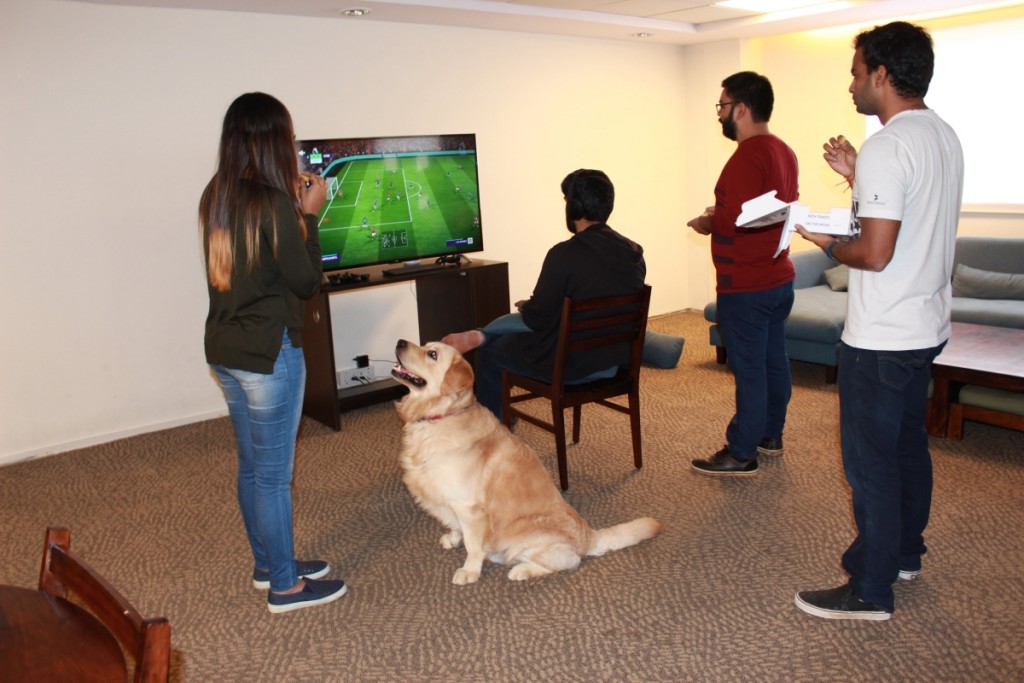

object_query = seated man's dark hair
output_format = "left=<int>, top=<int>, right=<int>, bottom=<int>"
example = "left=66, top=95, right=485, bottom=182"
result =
left=855, top=21, right=934, bottom=99
left=561, top=169, right=614, bottom=223
left=721, top=71, right=774, bottom=123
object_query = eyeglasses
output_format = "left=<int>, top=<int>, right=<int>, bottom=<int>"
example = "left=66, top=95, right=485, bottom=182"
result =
left=715, top=101, right=737, bottom=114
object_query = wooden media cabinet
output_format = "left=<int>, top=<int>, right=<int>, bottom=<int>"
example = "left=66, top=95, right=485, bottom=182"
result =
left=300, top=259, right=510, bottom=430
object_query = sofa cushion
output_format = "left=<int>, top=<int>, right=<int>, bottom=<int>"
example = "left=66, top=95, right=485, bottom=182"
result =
left=959, top=385, right=1024, bottom=416
left=643, top=331, right=685, bottom=369
left=704, top=286, right=846, bottom=343
left=824, top=265, right=850, bottom=292
left=954, top=237, right=1024, bottom=276
left=785, top=337, right=841, bottom=367
left=951, top=298, right=1024, bottom=330
left=791, top=249, right=833, bottom=289
left=952, top=263, right=1024, bottom=300
left=784, top=286, right=846, bottom=343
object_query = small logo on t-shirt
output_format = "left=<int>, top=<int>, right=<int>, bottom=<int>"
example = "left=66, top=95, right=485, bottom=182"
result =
left=865, top=193, right=885, bottom=208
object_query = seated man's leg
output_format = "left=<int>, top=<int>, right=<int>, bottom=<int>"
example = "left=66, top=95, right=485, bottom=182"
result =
left=442, top=314, right=528, bottom=354
left=475, top=334, right=547, bottom=419
left=484, top=314, right=684, bottom=370
left=442, top=329, right=485, bottom=354
left=482, top=312, right=530, bottom=336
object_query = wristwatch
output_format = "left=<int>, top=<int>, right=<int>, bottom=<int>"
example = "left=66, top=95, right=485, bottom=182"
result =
left=826, top=239, right=840, bottom=262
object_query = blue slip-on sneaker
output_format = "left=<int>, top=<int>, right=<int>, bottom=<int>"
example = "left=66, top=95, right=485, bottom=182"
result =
left=253, top=559, right=330, bottom=589
left=267, top=578, right=348, bottom=614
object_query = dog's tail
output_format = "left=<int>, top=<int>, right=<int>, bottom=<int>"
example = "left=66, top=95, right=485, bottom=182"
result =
left=587, top=517, right=663, bottom=557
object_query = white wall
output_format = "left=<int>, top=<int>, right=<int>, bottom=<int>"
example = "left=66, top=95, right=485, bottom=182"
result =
left=0, top=0, right=689, bottom=463
left=677, top=40, right=745, bottom=311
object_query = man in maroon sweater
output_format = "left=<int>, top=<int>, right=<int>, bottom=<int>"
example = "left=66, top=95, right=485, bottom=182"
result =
left=687, top=71, right=799, bottom=477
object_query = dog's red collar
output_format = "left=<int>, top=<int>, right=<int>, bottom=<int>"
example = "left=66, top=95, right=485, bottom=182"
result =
left=417, top=406, right=471, bottom=423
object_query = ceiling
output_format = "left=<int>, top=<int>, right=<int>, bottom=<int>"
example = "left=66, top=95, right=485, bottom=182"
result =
left=70, top=0, right=1020, bottom=45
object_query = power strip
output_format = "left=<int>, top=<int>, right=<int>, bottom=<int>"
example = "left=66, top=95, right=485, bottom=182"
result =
left=337, top=366, right=376, bottom=388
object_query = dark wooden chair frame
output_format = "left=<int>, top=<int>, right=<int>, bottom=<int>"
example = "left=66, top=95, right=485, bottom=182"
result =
left=501, top=285, right=652, bottom=490
left=39, top=526, right=171, bottom=683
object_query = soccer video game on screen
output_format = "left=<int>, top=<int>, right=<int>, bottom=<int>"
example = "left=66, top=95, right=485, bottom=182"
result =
left=297, top=133, right=483, bottom=272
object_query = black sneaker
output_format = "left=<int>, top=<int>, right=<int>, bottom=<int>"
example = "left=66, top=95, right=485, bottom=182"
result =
left=757, top=436, right=784, bottom=457
left=794, top=584, right=891, bottom=621
left=267, top=578, right=348, bottom=614
left=691, top=447, right=758, bottom=477
left=253, top=559, right=330, bottom=589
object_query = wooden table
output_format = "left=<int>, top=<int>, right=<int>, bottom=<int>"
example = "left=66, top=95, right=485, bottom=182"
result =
left=926, top=322, right=1024, bottom=437
left=0, top=584, right=127, bottom=683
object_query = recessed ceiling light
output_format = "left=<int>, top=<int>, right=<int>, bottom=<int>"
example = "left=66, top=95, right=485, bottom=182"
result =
left=341, top=8, right=372, bottom=17
left=631, top=32, right=653, bottom=38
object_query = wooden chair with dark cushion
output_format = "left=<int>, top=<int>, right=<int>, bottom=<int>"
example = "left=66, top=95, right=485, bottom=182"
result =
left=38, top=526, right=171, bottom=683
left=501, top=285, right=652, bottom=490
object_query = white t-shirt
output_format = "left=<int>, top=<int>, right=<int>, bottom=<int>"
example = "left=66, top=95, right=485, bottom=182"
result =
left=843, top=109, right=964, bottom=351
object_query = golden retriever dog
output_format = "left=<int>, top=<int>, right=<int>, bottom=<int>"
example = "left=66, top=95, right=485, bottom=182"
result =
left=392, top=338, right=662, bottom=584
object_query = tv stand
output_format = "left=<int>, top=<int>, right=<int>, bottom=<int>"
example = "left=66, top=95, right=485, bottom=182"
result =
left=301, top=259, right=509, bottom=430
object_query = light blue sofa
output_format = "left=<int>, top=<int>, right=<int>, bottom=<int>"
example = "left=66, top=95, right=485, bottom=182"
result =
left=703, top=236, right=1024, bottom=383
left=949, top=237, right=1024, bottom=329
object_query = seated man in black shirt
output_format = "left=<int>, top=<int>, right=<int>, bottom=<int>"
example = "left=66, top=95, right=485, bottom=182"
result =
left=443, top=169, right=646, bottom=420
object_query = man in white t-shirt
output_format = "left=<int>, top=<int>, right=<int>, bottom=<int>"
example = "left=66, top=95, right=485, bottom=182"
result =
left=794, top=21, right=964, bottom=621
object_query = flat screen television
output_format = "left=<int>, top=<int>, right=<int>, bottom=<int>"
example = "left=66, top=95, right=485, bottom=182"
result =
left=296, top=133, right=483, bottom=274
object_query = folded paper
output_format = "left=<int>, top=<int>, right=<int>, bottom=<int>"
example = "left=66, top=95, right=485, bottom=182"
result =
left=736, top=191, right=851, bottom=257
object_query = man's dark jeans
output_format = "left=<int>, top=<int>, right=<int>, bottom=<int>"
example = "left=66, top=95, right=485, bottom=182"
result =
left=838, top=340, right=945, bottom=612
left=716, top=282, right=795, bottom=461
left=475, top=334, right=547, bottom=420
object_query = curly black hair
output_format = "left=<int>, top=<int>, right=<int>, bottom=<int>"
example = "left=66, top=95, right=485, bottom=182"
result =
left=855, top=22, right=934, bottom=99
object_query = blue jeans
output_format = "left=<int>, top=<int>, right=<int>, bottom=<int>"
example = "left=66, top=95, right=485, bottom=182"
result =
left=838, top=341, right=944, bottom=612
left=716, top=282, right=794, bottom=461
left=212, top=334, right=305, bottom=592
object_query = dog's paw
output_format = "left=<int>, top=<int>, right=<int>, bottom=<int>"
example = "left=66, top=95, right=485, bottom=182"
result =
left=452, top=568, right=480, bottom=584
left=508, top=563, right=552, bottom=581
left=440, top=531, right=463, bottom=549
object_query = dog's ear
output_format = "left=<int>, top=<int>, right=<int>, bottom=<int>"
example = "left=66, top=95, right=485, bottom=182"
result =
left=441, top=355, right=475, bottom=396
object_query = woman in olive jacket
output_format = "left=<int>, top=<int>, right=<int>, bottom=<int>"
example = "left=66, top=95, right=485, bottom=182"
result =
left=199, top=92, right=346, bottom=614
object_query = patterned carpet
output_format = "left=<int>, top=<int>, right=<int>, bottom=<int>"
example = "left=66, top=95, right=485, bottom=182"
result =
left=1, top=310, right=1022, bottom=682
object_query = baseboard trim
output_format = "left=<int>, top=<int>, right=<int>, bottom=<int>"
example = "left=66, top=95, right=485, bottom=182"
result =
left=0, top=409, right=228, bottom=468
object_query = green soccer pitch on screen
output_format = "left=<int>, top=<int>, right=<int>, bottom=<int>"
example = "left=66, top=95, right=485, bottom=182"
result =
left=297, top=133, right=483, bottom=272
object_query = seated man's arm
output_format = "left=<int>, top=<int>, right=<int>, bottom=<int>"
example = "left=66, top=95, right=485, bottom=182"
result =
left=519, top=248, right=570, bottom=332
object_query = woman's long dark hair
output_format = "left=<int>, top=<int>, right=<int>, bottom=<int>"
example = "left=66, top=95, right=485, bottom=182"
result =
left=199, top=92, right=305, bottom=291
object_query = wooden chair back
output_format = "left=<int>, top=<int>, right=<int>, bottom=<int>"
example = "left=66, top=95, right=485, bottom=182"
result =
left=502, top=285, right=652, bottom=489
left=39, top=526, right=171, bottom=683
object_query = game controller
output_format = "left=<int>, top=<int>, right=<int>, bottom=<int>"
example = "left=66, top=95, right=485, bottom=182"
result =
left=327, top=271, right=370, bottom=286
